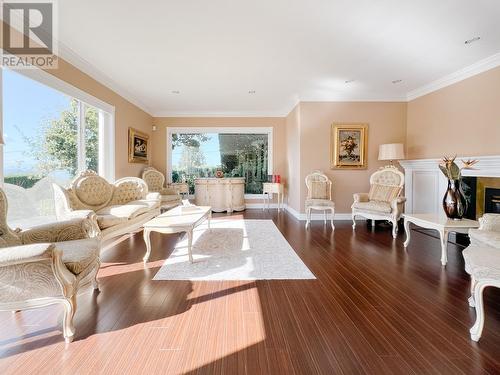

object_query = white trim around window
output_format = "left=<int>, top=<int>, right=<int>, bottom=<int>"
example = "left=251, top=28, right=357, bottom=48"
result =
left=166, top=126, right=273, bottom=199
left=1, top=67, right=116, bottom=182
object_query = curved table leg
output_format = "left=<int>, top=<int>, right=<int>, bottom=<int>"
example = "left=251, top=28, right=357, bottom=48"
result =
left=403, top=218, right=411, bottom=247
left=143, top=229, right=152, bottom=263
left=187, top=229, right=194, bottom=263
left=438, top=229, right=449, bottom=266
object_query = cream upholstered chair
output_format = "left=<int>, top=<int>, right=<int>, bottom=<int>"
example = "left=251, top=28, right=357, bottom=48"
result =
left=305, top=171, right=335, bottom=230
left=463, top=214, right=500, bottom=341
left=0, top=188, right=101, bottom=343
left=142, top=167, right=182, bottom=210
left=351, top=166, right=406, bottom=238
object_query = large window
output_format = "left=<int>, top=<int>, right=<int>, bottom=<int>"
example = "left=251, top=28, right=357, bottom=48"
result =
left=168, top=128, right=272, bottom=195
left=1, top=68, right=115, bottom=227
left=3, top=69, right=100, bottom=186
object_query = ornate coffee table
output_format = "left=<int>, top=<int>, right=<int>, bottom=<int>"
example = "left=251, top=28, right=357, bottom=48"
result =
left=143, top=205, right=211, bottom=263
left=403, top=213, right=479, bottom=266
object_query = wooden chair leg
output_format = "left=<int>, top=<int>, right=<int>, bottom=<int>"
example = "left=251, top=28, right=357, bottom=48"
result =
left=62, top=296, right=76, bottom=343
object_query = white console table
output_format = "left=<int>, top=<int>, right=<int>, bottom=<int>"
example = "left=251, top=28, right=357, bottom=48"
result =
left=262, top=182, right=284, bottom=211
left=194, top=177, right=245, bottom=213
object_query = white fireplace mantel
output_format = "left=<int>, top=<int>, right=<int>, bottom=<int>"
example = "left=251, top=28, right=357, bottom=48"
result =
left=399, top=155, right=500, bottom=214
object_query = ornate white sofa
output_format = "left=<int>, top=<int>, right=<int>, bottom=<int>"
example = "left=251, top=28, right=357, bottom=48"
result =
left=352, top=166, right=406, bottom=238
left=142, top=167, right=182, bottom=210
left=463, top=213, right=500, bottom=341
left=0, top=188, right=100, bottom=343
left=53, top=171, right=161, bottom=241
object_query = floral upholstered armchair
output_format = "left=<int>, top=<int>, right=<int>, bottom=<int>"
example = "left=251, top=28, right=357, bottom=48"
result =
left=305, top=171, right=335, bottom=230
left=351, top=166, right=406, bottom=238
left=142, top=167, right=182, bottom=210
left=0, top=188, right=101, bottom=343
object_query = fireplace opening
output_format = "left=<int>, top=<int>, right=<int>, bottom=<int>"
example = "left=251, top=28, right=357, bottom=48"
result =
left=462, top=177, right=500, bottom=220
left=485, top=188, right=500, bottom=214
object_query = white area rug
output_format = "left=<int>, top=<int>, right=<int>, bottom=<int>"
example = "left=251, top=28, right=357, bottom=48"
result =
left=153, top=219, right=315, bottom=281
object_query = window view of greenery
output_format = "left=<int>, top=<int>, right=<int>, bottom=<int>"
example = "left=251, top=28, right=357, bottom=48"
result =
left=3, top=69, right=99, bottom=188
left=171, top=133, right=269, bottom=194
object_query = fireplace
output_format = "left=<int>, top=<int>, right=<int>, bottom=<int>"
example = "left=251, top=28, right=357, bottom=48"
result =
left=462, top=177, right=500, bottom=219
left=485, top=188, right=500, bottom=214
left=399, top=155, right=500, bottom=218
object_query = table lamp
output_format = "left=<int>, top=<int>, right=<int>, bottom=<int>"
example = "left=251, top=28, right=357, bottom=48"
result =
left=378, top=143, right=405, bottom=166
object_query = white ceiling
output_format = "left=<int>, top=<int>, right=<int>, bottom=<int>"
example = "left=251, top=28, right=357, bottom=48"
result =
left=56, top=0, right=500, bottom=116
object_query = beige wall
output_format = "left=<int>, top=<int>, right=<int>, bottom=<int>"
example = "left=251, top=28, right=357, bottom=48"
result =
left=2, top=21, right=153, bottom=180
left=407, top=66, right=500, bottom=159
left=151, top=117, right=287, bottom=203
left=297, top=102, right=407, bottom=213
left=285, top=105, right=301, bottom=211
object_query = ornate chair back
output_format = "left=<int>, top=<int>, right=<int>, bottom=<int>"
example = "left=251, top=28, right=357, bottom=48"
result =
left=369, top=166, right=405, bottom=188
left=0, top=188, right=23, bottom=247
left=65, top=171, right=114, bottom=211
left=367, top=166, right=404, bottom=203
left=109, top=177, right=149, bottom=205
left=305, top=171, right=332, bottom=200
left=142, top=167, right=165, bottom=193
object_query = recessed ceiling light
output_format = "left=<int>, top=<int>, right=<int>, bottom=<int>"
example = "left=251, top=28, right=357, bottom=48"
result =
left=248, top=90, right=256, bottom=94
left=392, top=79, right=402, bottom=84
left=465, top=36, right=481, bottom=45
left=171, top=90, right=180, bottom=94
left=345, top=79, right=355, bottom=84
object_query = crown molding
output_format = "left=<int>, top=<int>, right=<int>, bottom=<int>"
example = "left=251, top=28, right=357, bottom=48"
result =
left=58, top=43, right=153, bottom=115
left=152, top=110, right=289, bottom=118
left=299, top=95, right=407, bottom=103
left=406, top=52, right=500, bottom=101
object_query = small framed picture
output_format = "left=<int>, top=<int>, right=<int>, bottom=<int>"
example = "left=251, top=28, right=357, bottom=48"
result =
left=331, top=123, right=368, bottom=169
left=128, top=127, right=149, bottom=164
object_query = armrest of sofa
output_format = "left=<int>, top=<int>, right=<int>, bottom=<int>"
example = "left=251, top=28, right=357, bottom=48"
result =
left=146, top=192, right=162, bottom=201
left=0, top=243, right=55, bottom=267
left=19, top=217, right=101, bottom=244
left=479, top=214, right=500, bottom=232
left=0, top=243, right=76, bottom=300
left=469, top=228, right=500, bottom=249
left=53, top=183, right=76, bottom=219
left=353, top=193, right=369, bottom=203
left=391, top=196, right=406, bottom=216
left=159, top=187, right=179, bottom=196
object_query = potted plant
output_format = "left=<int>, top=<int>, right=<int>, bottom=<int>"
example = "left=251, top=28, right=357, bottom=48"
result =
left=439, top=156, right=478, bottom=219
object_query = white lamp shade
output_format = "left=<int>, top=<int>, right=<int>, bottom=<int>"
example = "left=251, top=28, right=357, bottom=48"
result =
left=378, top=143, right=405, bottom=161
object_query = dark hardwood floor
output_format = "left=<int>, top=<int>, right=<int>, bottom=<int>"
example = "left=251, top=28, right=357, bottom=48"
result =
left=1, top=210, right=500, bottom=374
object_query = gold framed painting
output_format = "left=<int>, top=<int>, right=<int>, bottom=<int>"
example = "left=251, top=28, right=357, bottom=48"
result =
left=331, top=123, right=368, bottom=169
left=128, top=127, right=149, bottom=164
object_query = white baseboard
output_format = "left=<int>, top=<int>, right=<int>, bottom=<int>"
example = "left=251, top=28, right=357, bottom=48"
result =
left=239, top=203, right=366, bottom=221
left=284, top=205, right=360, bottom=221
left=245, top=203, right=283, bottom=209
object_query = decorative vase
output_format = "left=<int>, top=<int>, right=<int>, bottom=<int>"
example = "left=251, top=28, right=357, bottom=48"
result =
left=442, top=179, right=467, bottom=220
